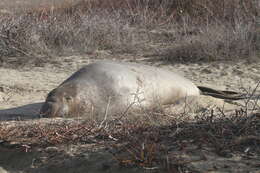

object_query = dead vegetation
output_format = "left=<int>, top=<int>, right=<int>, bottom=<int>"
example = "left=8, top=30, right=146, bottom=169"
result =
left=1, top=84, right=259, bottom=172
left=0, top=102, right=259, bottom=172
left=0, top=0, right=259, bottom=67
left=0, top=0, right=259, bottom=172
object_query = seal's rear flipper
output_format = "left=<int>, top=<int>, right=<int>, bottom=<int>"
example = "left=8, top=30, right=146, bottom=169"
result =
left=197, top=86, right=248, bottom=100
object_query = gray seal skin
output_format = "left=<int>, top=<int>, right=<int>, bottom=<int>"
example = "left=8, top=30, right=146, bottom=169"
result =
left=40, top=61, right=200, bottom=118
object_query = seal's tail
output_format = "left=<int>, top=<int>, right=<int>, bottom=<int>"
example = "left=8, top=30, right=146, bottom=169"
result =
left=197, top=86, right=249, bottom=100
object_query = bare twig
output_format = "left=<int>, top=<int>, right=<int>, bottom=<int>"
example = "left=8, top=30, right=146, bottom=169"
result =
left=98, top=96, right=111, bottom=129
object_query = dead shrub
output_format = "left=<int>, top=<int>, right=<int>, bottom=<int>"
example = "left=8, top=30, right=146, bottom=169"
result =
left=0, top=0, right=258, bottom=63
left=163, top=22, right=257, bottom=62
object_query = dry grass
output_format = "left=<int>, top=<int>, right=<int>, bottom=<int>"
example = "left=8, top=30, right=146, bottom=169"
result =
left=111, top=113, right=260, bottom=171
left=0, top=105, right=259, bottom=172
left=0, top=1, right=259, bottom=172
left=0, top=0, right=259, bottom=66
left=0, top=85, right=259, bottom=171
left=1, top=84, right=259, bottom=171
left=161, top=22, right=257, bottom=62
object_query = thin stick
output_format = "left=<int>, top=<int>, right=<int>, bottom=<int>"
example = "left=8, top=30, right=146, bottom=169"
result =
left=99, top=96, right=111, bottom=129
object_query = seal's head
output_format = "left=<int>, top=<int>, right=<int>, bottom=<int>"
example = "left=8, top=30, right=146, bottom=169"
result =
left=40, top=84, right=79, bottom=118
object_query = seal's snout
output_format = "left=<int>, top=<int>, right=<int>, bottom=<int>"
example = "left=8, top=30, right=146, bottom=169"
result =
left=40, top=101, right=58, bottom=117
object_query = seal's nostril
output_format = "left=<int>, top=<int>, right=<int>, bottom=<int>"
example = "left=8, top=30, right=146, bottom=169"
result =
left=46, top=97, right=57, bottom=102
left=40, top=102, right=53, bottom=117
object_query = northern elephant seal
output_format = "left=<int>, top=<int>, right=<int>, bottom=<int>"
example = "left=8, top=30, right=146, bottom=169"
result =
left=40, top=61, right=245, bottom=118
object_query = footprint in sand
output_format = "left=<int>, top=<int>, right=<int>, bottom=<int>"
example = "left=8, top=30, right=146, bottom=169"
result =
left=232, top=69, right=244, bottom=75
left=201, top=68, right=212, bottom=74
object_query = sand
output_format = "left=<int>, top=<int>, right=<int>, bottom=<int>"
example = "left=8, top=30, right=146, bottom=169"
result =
left=0, top=53, right=259, bottom=120
left=0, top=54, right=259, bottom=173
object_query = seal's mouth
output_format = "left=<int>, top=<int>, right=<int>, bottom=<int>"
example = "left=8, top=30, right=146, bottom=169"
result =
left=40, top=101, right=58, bottom=117
left=40, top=99, right=70, bottom=118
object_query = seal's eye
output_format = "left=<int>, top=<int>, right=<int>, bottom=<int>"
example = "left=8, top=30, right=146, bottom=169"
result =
left=65, top=96, right=72, bottom=101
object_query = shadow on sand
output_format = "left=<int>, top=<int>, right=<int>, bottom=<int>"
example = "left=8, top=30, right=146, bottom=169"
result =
left=0, top=102, right=43, bottom=121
